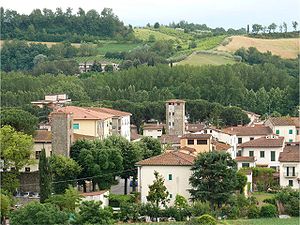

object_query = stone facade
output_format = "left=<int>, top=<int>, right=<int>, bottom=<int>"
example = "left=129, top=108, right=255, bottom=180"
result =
left=51, top=112, right=73, bottom=157
left=166, top=99, right=185, bottom=135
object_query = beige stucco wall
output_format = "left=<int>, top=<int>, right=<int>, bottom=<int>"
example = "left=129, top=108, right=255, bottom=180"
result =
left=138, top=165, right=192, bottom=206
left=73, top=119, right=97, bottom=137
left=180, top=138, right=211, bottom=153
left=143, top=129, right=163, bottom=139
left=279, top=162, right=300, bottom=189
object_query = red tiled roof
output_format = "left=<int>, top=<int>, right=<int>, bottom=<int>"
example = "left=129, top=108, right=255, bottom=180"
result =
left=212, top=140, right=231, bottom=151
left=186, top=123, right=205, bottom=132
left=180, top=146, right=197, bottom=153
left=56, top=106, right=112, bottom=120
left=160, top=135, right=180, bottom=144
left=235, top=156, right=255, bottom=162
left=181, top=133, right=211, bottom=139
left=279, top=142, right=300, bottom=162
left=143, top=124, right=165, bottom=130
left=291, top=117, right=300, bottom=128
left=34, top=130, right=52, bottom=143
left=223, top=125, right=273, bottom=136
left=267, top=117, right=296, bottom=126
left=166, top=99, right=185, bottom=103
left=73, top=133, right=97, bottom=142
left=136, top=151, right=195, bottom=166
left=80, top=190, right=108, bottom=197
left=86, top=107, right=131, bottom=117
left=239, top=136, right=284, bottom=148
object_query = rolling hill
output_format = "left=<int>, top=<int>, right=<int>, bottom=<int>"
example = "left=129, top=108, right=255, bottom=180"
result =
left=217, top=36, right=300, bottom=59
left=177, top=52, right=236, bottom=66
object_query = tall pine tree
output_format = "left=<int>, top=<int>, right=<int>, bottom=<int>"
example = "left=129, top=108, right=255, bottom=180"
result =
left=39, top=148, right=52, bottom=203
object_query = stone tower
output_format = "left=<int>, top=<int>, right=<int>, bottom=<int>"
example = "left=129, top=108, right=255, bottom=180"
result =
left=166, top=99, right=185, bottom=135
left=50, top=112, right=73, bottom=157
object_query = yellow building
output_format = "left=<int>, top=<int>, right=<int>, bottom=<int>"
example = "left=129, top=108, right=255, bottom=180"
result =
left=180, top=133, right=212, bottom=153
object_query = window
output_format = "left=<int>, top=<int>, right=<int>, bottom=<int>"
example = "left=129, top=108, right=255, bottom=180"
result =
left=297, top=129, right=299, bottom=135
left=35, top=151, right=41, bottom=160
left=172, top=112, right=175, bottom=116
left=25, top=167, right=30, bottom=172
left=197, top=140, right=207, bottom=145
left=250, top=137, right=254, bottom=141
left=242, top=163, right=250, bottom=167
left=260, top=151, right=265, bottom=158
left=169, top=122, right=171, bottom=126
left=237, top=150, right=242, bottom=157
left=276, top=130, right=280, bottom=134
left=73, top=123, right=80, bottom=129
left=169, top=112, right=171, bottom=116
left=187, top=139, right=194, bottom=145
left=238, top=138, right=242, bottom=144
left=288, top=180, right=293, bottom=187
left=271, top=151, right=275, bottom=161
left=172, top=122, right=174, bottom=126
left=270, top=166, right=277, bottom=171
left=286, top=167, right=296, bottom=177
left=170, top=193, right=173, bottom=198
left=210, top=130, right=212, bottom=133
left=168, top=174, right=172, bottom=180
left=50, top=151, right=52, bottom=156
left=249, top=151, right=254, bottom=157
left=289, top=139, right=293, bottom=142
left=289, top=129, right=293, bottom=134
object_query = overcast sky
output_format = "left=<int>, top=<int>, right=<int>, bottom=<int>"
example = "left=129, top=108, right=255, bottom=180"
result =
left=1, top=0, right=299, bottom=29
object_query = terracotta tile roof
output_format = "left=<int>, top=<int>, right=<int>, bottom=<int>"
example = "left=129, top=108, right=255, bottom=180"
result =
left=143, top=124, right=165, bottom=130
left=279, top=142, right=300, bottom=162
left=136, top=151, right=195, bottom=166
left=80, top=190, right=108, bottom=197
left=223, top=125, right=273, bottom=136
left=212, top=140, right=231, bottom=151
left=181, top=133, right=211, bottom=140
left=34, top=130, right=52, bottom=143
left=235, top=156, right=255, bottom=162
left=239, top=136, right=284, bottom=148
left=56, top=106, right=112, bottom=120
left=166, top=99, right=186, bottom=103
left=291, top=117, right=300, bottom=128
left=131, top=132, right=141, bottom=141
left=186, top=123, right=205, bottom=133
left=86, top=107, right=131, bottom=117
left=73, top=133, right=97, bottom=142
left=180, top=146, right=197, bottom=153
left=160, top=135, right=180, bottom=144
left=267, top=117, right=296, bottom=126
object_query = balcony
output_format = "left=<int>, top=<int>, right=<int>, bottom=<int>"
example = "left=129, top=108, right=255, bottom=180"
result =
left=283, top=172, right=298, bottom=178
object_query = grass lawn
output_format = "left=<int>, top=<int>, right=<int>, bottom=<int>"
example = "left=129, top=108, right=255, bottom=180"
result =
left=177, top=52, right=235, bottom=66
left=252, top=192, right=275, bottom=206
left=119, top=218, right=299, bottom=225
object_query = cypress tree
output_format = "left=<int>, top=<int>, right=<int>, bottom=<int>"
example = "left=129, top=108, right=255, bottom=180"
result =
left=39, top=148, right=52, bottom=203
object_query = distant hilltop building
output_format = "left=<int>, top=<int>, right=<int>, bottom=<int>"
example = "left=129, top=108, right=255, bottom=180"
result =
left=31, top=94, right=71, bottom=109
left=166, top=99, right=185, bottom=135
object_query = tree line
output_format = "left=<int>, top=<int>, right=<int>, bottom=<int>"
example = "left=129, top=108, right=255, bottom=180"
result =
left=0, top=7, right=134, bottom=42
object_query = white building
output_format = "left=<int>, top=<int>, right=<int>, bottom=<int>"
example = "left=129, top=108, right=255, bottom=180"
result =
left=279, top=142, right=300, bottom=189
left=137, top=151, right=195, bottom=206
left=265, top=117, right=298, bottom=142
left=235, top=156, right=256, bottom=169
left=80, top=190, right=109, bottom=208
left=238, top=135, right=285, bottom=171
left=31, top=94, right=71, bottom=109
left=143, top=123, right=165, bottom=139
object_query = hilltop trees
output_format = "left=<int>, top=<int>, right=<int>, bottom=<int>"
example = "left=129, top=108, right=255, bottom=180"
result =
left=292, top=21, right=298, bottom=31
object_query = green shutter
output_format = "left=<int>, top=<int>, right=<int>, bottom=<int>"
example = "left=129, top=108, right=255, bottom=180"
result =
left=276, top=130, right=280, bottom=134
left=289, top=129, right=293, bottom=134
left=168, top=174, right=172, bottom=180
left=271, top=151, right=275, bottom=161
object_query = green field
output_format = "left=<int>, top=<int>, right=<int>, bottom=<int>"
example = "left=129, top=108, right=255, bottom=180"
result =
left=177, top=52, right=235, bottom=66
left=195, top=35, right=227, bottom=51
left=74, top=55, right=122, bottom=63
left=134, top=28, right=177, bottom=41
left=119, top=217, right=299, bottom=225
left=96, top=42, right=140, bottom=54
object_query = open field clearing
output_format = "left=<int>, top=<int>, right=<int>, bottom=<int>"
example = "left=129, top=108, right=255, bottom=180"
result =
left=134, top=28, right=177, bottom=41
left=217, top=36, right=300, bottom=59
left=177, top=52, right=235, bottom=66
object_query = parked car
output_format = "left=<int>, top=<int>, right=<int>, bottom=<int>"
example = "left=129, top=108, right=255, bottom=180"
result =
left=21, top=192, right=30, bottom=198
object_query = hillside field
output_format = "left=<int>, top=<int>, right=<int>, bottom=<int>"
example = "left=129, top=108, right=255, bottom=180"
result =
left=177, top=52, right=235, bottom=66
left=217, top=36, right=300, bottom=59
left=134, top=28, right=178, bottom=41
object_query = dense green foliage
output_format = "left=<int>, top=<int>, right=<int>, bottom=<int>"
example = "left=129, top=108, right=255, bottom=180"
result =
left=39, top=148, right=52, bottom=203
left=259, top=204, right=277, bottom=218
left=0, top=108, right=38, bottom=135
left=186, top=214, right=217, bottom=225
left=275, top=187, right=300, bottom=217
left=147, top=171, right=170, bottom=207
left=1, top=7, right=133, bottom=42
left=189, top=152, right=238, bottom=210
left=10, top=202, right=69, bottom=225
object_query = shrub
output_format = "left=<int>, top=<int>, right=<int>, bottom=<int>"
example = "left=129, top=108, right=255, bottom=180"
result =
left=285, top=198, right=300, bottom=217
left=275, top=187, right=300, bottom=217
left=190, top=201, right=211, bottom=217
left=263, top=198, right=276, bottom=205
left=186, top=214, right=217, bottom=225
left=164, top=206, right=191, bottom=221
left=220, top=205, right=239, bottom=219
left=260, top=204, right=277, bottom=218
left=119, top=202, right=141, bottom=222
left=248, top=205, right=260, bottom=219
left=108, top=194, right=135, bottom=207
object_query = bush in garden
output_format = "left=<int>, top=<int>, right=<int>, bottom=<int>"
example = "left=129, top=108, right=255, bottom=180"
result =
left=119, top=202, right=141, bottom=222
left=186, top=214, right=217, bottom=225
left=190, top=201, right=211, bottom=217
left=108, top=194, right=135, bottom=207
left=140, top=203, right=161, bottom=219
left=247, top=205, right=260, bottom=219
left=275, top=187, right=300, bottom=217
left=263, top=198, right=276, bottom=205
left=164, top=206, right=191, bottom=221
left=220, top=205, right=239, bottom=219
left=260, top=204, right=277, bottom=218
left=285, top=198, right=300, bottom=217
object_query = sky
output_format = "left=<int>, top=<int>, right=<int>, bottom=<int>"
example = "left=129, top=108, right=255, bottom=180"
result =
left=1, top=0, right=300, bottom=29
